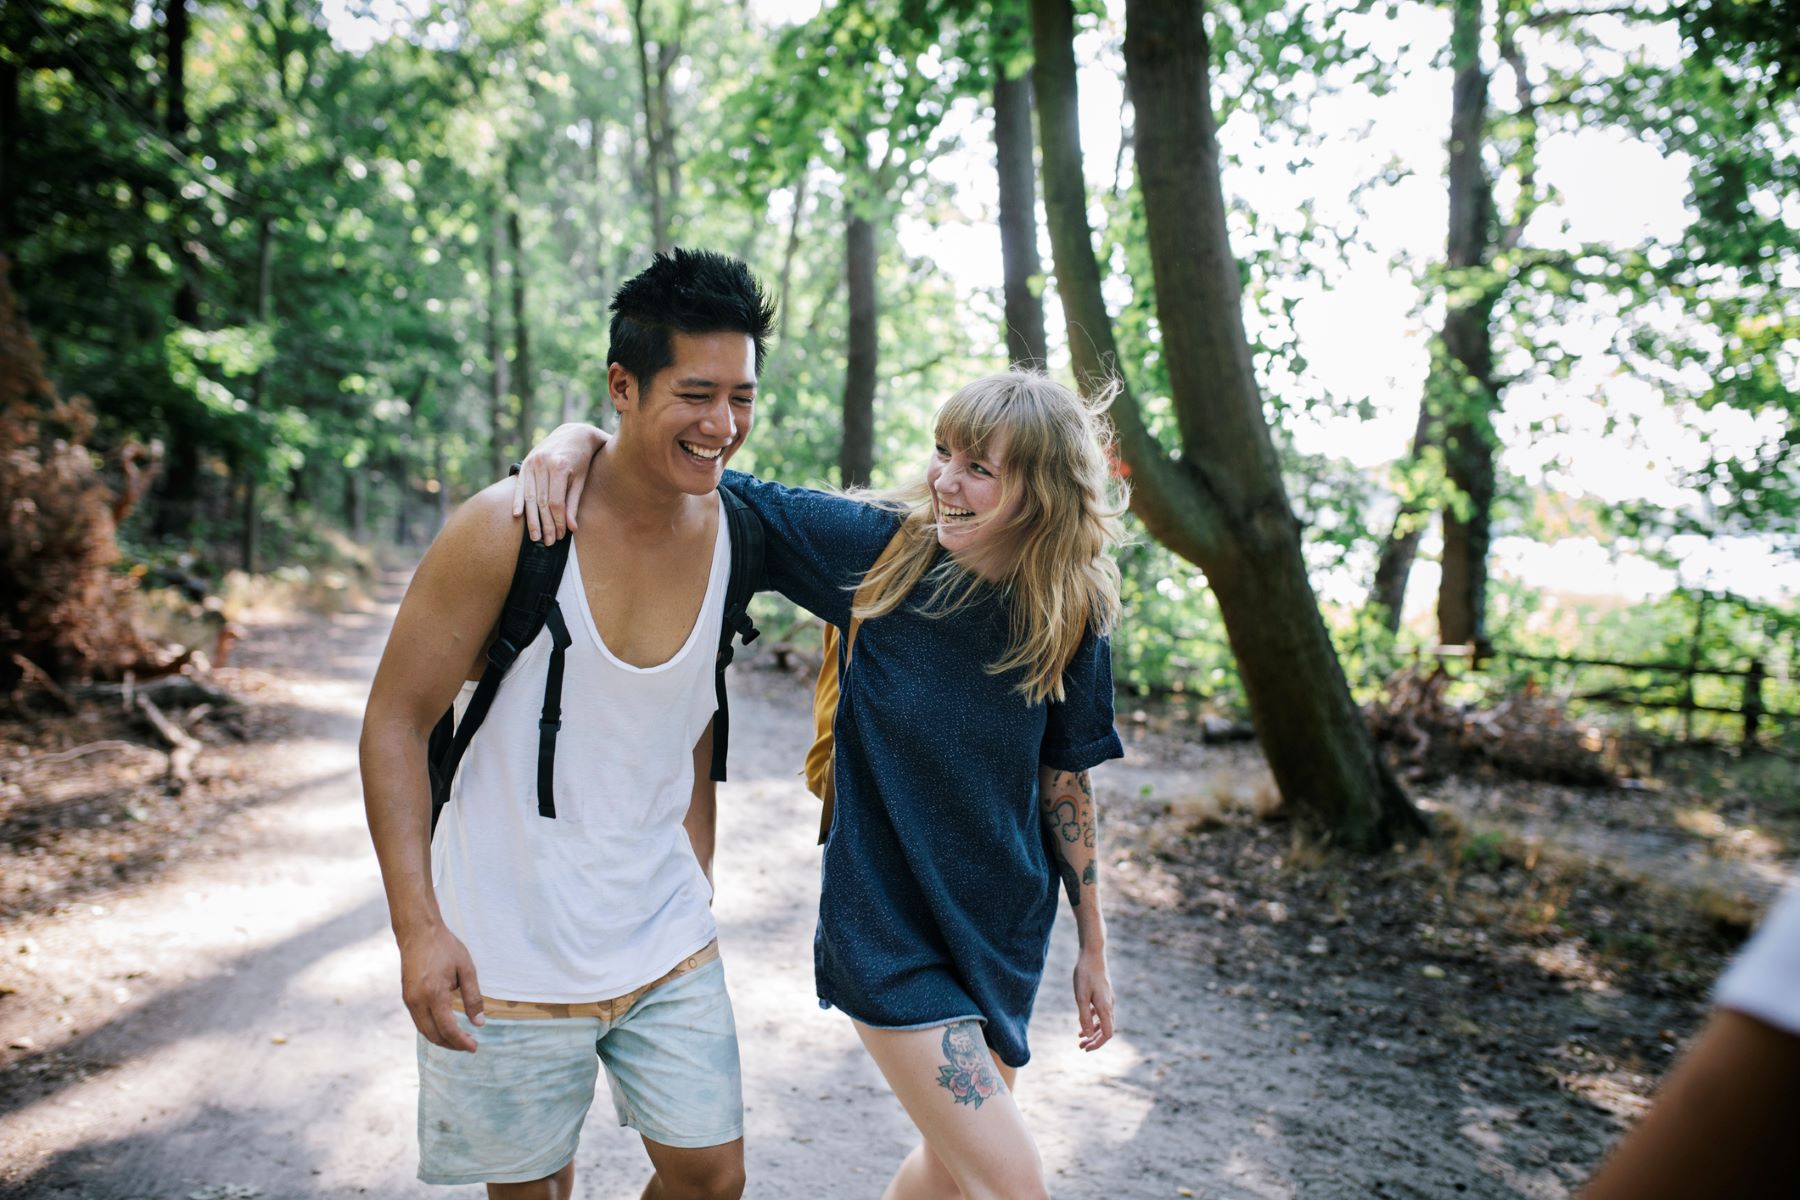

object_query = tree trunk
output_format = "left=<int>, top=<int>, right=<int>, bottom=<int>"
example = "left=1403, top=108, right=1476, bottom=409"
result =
left=1367, top=398, right=1434, bottom=632
left=433, top=428, right=450, bottom=530
left=993, top=61, right=1047, bottom=366
left=840, top=211, right=877, bottom=489
left=486, top=203, right=509, bottom=481
left=0, top=54, right=18, bottom=251
left=776, top=174, right=808, bottom=334
left=241, top=215, right=274, bottom=573
left=1435, top=0, right=1499, bottom=652
left=1032, top=0, right=1423, bottom=849
left=507, top=171, right=533, bottom=450
left=630, top=0, right=669, bottom=252
left=164, top=0, right=199, bottom=326
left=393, top=457, right=411, bottom=546
left=351, top=471, right=367, bottom=544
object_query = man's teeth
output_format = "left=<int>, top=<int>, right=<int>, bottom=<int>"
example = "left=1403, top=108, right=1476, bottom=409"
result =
left=680, top=441, right=722, bottom=461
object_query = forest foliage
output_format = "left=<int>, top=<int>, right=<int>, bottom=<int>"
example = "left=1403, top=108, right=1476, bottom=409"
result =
left=3, top=0, right=1796, bottom=744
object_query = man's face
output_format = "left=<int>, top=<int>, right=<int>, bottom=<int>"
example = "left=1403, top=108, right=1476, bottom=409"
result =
left=614, top=331, right=757, bottom=495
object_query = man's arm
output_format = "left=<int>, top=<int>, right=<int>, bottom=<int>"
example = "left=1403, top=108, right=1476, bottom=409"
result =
left=685, top=720, right=717, bottom=890
left=1582, top=1009, right=1800, bottom=1198
left=1039, top=766, right=1115, bottom=1051
left=359, top=481, right=521, bottom=1052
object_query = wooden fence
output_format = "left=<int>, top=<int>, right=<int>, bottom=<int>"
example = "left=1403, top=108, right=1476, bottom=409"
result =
left=1437, top=645, right=1795, bottom=749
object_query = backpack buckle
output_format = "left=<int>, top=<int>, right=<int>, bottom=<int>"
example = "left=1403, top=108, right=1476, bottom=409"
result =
left=727, top=610, right=759, bottom=646
left=487, top=637, right=521, bottom=669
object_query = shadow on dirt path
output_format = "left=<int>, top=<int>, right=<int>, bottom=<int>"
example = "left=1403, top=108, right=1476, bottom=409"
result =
left=0, top=571, right=1748, bottom=1198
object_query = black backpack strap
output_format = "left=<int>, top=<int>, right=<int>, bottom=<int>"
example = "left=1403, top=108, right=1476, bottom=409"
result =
left=536, top=603, right=573, bottom=818
left=709, top=485, right=766, bottom=782
left=429, top=523, right=574, bottom=835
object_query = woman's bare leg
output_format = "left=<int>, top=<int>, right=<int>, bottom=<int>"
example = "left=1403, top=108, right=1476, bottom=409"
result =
left=857, top=1021, right=1044, bottom=1200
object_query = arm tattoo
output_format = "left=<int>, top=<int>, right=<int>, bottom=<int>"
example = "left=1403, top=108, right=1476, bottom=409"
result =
left=1056, top=857, right=1082, bottom=908
left=936, top=1022, right=1004, bottom=1108
left=1041, top=769, right=1099, bottom=907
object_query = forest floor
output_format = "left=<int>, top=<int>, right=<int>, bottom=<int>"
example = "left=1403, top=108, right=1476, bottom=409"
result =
left=0, top=574, right=1795, bottom=1200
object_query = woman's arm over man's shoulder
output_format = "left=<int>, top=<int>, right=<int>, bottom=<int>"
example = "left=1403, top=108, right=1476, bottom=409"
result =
left=720, top=469, right=903, bottom=628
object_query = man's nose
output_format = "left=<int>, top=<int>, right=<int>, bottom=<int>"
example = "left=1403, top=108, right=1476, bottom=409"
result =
left=697, top=398, right=735, bottom=439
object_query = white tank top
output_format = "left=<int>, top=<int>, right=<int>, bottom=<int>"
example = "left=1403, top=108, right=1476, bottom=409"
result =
left=431, top=511, right=729, bottom=1001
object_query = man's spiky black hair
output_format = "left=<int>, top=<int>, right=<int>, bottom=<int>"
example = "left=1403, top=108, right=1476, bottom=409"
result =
left=606, top=248, right=777, bottom=386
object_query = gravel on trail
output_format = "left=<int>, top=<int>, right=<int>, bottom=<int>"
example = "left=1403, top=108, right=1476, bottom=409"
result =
left=2, top=578, right=1786, bottom=1198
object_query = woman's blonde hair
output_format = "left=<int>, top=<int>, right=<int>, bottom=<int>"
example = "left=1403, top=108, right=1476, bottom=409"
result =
left=853, top=369, right=1128, bottom=704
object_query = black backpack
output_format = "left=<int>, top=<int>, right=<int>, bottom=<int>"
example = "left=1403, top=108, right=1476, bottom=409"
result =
left=426, top=484, right=765, bottom=836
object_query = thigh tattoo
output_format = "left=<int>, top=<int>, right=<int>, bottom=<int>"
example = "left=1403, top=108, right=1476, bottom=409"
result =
left=935, top=1022, right=1004, bottom=1110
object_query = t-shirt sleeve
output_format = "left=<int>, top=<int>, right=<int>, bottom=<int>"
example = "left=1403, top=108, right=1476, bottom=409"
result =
left=722, top=469, right=901, bottom=628
left=1714, top=881, right=1800, bottom=1035
left=1040, top=629, right=1125, bottom=773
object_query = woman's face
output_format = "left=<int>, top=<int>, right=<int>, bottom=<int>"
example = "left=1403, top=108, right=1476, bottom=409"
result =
left=928, top=430, right=1023, bottom=570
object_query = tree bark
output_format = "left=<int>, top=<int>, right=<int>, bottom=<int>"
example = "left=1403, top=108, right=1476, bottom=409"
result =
left=486, top=202, right=509, bottom=481
left=164, top=0, right=199, bottom=326
left=1367, top=397, right=1434, bottom=632
left=1435, top=0, right=1499, bottom=651
left=840, top=211, right=877, bottom=489
left=993, top=62, right=1047, bottom=366
left=776, top=174, right=808, bottom=336
left=507, top=166, right=533, bottom=450
left=0, top=54, right=18, bottom=251
left=631, top=0, right=669, bottom=252
left=1029, top=0, right=1210, bottom=566
left=1032, top=0, right=1423, bottom=849
left=242, top=215, right=274, bottom=573
left=350, top=471, right=367, bottom=544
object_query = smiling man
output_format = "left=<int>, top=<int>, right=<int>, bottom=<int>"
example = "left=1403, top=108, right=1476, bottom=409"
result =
left=359, top=249, right=774, bottom=1200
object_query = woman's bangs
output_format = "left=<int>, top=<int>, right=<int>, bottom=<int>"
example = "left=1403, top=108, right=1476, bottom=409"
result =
left=934, top=381, right=1012, bottom=459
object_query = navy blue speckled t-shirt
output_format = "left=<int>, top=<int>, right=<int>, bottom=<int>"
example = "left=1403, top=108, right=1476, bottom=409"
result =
left=723, top=470, right=1124, bottom=1068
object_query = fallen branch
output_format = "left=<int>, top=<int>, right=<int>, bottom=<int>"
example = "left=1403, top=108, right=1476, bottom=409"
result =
left=9, top=653, right=77, bottom=713
left=28, top=740, right=142, bottom=767
left=77, top=674, right=235, bottom=710
left=136, top=694, right=201, bottom=790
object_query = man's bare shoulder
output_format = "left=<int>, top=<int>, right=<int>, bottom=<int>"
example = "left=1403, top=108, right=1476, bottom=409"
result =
left=418, top=480, right=529, bottom=599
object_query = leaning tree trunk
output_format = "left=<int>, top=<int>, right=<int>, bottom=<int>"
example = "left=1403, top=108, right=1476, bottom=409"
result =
left=1032, top=0, right=1423, bottom=849
left=993, top=59, right=1047, bottom=366
left=839, top=209, right=877, bottom=489
left=1435, top=0, right=1499, bottom=652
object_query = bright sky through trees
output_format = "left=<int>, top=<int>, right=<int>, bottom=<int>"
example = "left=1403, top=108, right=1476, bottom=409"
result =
left=313, top=0, right=1799, bottom=609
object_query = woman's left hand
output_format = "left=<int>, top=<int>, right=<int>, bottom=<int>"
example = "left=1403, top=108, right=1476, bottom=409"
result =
left=511, top=422, right=608, bottom=543
left=1073, top=946, right=1115, bottom=1051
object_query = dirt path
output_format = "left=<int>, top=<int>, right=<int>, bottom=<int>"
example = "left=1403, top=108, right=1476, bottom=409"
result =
left=0, top=582, right=1771, bottom=1198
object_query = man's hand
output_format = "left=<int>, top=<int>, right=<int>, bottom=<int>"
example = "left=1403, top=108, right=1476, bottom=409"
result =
left=510, top=423, right=608, bottom=543
left=1073, top=945, right=1115, bottom=1052
left=399, top=922, right=487, bottom=1053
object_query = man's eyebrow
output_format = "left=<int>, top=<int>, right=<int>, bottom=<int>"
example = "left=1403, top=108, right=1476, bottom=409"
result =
left=673, top=376, right=757, bottom=391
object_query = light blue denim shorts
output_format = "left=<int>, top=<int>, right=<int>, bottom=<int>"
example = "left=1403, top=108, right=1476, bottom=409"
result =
left=416, top=956, right=743, bottom=1186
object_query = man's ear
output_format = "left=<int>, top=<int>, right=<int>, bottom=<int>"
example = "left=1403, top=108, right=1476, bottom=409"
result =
left=607, top=363, right=636, bottom=417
